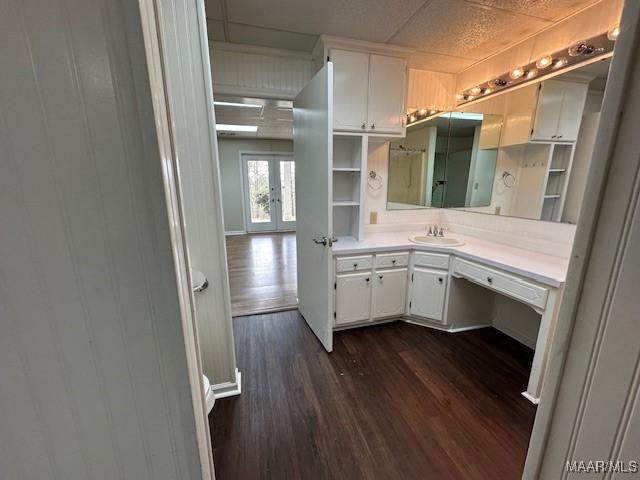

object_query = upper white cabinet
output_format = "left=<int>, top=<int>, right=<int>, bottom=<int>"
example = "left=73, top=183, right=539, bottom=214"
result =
left=331, top=49, right=370, bottom=131
left=313, top=36, right=409, bottom=135
left=532, top=80, right=588, bottom=142
left=366, top=54, right=407, bottom=134
left=330, top=48, right=406, bottom=134
left=501, top=80, right=588, bottom=146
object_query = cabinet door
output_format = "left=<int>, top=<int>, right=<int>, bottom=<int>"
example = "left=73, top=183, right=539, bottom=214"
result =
left=335, top=272, right=371, bottom=325
left=532, top=81, right=564, bottom=141
left=367, top=54, right=406, bottom=134
left=409, top=268, right=447, bottom=322
left=373, top=268, right=407, bottom=319
left=330, top=49, right=369, bottom=132
left=556, top=82, right=588, bottom=141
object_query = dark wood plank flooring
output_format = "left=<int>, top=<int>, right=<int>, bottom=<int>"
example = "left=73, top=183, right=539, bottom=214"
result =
left=211, top=311, right=536, bottom=479
left=225, top=232, right=297, bottom=316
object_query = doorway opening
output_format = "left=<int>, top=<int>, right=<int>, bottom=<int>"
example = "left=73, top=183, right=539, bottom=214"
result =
left=215, top=96, right=299, bottom=317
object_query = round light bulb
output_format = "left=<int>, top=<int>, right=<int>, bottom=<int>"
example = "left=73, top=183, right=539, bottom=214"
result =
left=607, top=25, right=620, bottom=41
left=428, top=109, right=437, bottom=115
left=526, top=69, right=538, bottom=79
left=466, top=95, right=475, bottom=101
left=553, top=57, right=568, bottom=69
left=409, top=115, right=417, bottom=123
left=536, top=55, right=553, bottom=69
left=469, top=86, right=482, bottom=95
left=482, top=87, right=492, bottom=95
left=509, top=67, right=525, bottom=79
left=418, top=109, right=427, bottom=115
left=455, top=93, right=464, bottom=101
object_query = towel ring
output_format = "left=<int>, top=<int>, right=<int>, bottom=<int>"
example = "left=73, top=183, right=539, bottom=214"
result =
left=500, top=171, right=515, bottom=188
left=368, top=170, right=383, bottom=190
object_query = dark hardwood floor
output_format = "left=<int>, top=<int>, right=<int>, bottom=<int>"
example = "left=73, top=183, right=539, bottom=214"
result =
left=225, top=232, right=297, bottom=317
left=211, top=311, right=537, bottom=480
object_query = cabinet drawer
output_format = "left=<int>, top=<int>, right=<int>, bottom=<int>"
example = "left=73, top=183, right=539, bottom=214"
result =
left=414, top=251, right=449, bottom=270
left=336, top=255, right=372, bottom=273
left=374, top=252, right=409, bottom=269
left=452, top=258, right=548, bottom=311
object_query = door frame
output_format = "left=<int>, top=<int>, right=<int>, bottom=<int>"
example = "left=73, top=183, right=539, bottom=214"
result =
left=524, top=1, right=640, bottom=477
left=137, top=0, right=216, bottom=478
left=238, top=150, right=295, bottom=233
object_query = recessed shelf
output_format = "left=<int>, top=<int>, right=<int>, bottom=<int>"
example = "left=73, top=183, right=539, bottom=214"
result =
left=333, top=201, right=360, bottom=206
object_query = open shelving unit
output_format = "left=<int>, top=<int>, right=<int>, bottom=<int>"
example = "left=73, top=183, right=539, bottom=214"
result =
left=541, top=143, right=575, bottom=222
left=332, top=134, right=366, bottom=240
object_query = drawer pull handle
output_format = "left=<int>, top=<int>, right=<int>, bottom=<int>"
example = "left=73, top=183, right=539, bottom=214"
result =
left=353, top=263, right=358, bottom=268
left=487, top=276, right=493, bottom=284
left=365, top=277, right=370, bottom=283
left=391, top=259, right=396, bottom=264
left=438, top=277, right=443, bottom=284
left=379, top=275, right=384, bottom=280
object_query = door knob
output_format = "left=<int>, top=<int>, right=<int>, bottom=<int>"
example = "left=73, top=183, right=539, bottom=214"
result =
left=438, top=277, right=443, bottom=284
left=312, top=236, right=328, bottom=246
left=379, top=275, right=384, bottom=280
left=487, top=276, right=493, bottom=284
left=365, top=277, right=370, bottom=283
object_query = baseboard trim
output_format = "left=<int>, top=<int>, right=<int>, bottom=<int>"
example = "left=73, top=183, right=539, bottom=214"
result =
left=224, top=230, right=246, bottom=236
left=212, top=368, right=242, bottom=399
left=521, top=391, right=540, bottom=404
left=449, top=324, right=492, bottom=333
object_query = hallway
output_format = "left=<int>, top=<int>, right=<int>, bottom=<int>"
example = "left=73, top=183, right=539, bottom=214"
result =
left=225, top=232, right=297, bottom=316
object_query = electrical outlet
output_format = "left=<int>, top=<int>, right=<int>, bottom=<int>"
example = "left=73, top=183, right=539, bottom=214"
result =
left=370, top=211, right=378, bottom=224
left=495, top=206, right=502, bottom=215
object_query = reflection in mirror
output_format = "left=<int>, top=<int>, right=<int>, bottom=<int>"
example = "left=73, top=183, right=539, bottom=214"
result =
left=387, top=116, right=449, bottom=209
left=387, top=57, right=611, bottom=223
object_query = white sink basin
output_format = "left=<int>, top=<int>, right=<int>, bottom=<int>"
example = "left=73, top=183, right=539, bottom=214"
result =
left=409, top=235, right=464, bottom=247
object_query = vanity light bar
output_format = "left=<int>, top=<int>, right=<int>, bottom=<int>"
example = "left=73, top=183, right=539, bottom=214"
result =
left=406, top=107, right=443, bottom=126
left=456, top=30, right=617, bottom=106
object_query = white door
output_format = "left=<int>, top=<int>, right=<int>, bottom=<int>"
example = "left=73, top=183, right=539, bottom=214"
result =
left=556, top=82, right=588, bottom=141
left=294, top=63, right=334, bottom=351
left=532, top=81, right=564, bottom=141
left=336, top=272, right=372, bottom=325
left=409, top=268, right=447, bottom=322
left=367, top=54, right=406, bottom=134
left=373, top=268, right=407, bottom=319
left=242, top=154, right=296, bottom=232
left=330, top=49, right=369, bottom=132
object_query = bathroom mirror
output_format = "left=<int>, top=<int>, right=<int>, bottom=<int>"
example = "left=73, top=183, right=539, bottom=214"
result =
left=387, top=57, right=611, bottom=223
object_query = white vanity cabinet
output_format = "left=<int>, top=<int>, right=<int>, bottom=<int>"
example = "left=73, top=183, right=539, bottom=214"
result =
left=373, top=268, right=408, bottom=319
left=409, top=268, right=448, bottom=322
left=335, top=271, right=372, bottom=326
left=328, top=48, right=406, bottom=135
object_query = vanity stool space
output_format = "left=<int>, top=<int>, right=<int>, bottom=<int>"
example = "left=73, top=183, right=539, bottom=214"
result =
left=332, top=245, right=563, bottom=404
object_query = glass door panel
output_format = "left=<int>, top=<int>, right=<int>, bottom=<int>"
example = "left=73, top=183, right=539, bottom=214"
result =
left=278, top=159, right=296, bottom=229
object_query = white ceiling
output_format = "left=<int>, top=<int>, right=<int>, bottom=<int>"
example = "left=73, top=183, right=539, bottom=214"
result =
left=214, top=96, right=293, bottom=139
left=205, top=0, right=601, bottom=73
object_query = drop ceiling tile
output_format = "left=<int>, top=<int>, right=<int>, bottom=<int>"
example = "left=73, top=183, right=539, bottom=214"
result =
left=207, top=19, right=227, bottom=42
left=225, top=0, right=425, bottom=43
left=228, top=23, right=317, bottom=52
left=408, top=51, right=477, bottom=73
left=392, top=0, right=551, bottom=60
left=464, top=0, right=600, bottom=21
left=204, top=0, right=224, bottom=20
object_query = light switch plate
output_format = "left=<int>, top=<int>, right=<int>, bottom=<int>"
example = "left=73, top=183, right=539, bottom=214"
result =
left=370, top=211, right=378, bottom=224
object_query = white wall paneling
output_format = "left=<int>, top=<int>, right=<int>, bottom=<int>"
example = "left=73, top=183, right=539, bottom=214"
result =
left=406, top=69, right=456, bottom=111
left=210, top=41, right=313, bottom=99
left=154, top=0, right=239, bottom=391
left=0, top=0, right=205, bottom=477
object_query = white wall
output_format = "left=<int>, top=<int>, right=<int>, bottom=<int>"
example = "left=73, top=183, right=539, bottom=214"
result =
left=0, top=0, right=202, bottom=477
left=157, top=0, right=238, bottom=390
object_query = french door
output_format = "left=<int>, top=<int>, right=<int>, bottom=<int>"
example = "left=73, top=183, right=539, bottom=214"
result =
left=241, top=153, right=296, bottom=232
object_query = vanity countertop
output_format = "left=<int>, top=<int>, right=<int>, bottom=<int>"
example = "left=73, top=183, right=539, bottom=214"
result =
left=333, top=231, right=569, bottom=288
